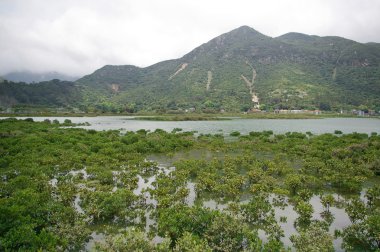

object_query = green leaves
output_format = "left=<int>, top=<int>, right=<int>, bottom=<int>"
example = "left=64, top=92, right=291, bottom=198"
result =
left=204, top=214, right=254, bottom=252
left=157, top=205, right=216, bottom=243
left=341, top=213, right=380, bottom=251
left=285, top=174, right=303, bottom=195
left=290, top=222, right=334, bottom=252
left=320, top=194, right=335, bottom=213
left=81, top=188, right=138, bottom=223
left=174, top=232, right=212, bottom=252
left=294, top=200, right=314, bottom=225
left=1, top=119, right=380, bottom=251
left=95, top=228, right=170, bottom=252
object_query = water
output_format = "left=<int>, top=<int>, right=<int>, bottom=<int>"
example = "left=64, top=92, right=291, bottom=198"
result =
left=8, top=115, right=377, bottom=250
left=273, top=195, right=350, bottom=251
left=8, top=116, right=380, bottom=135
left=183, top=183, right=349, bottom=251
left=47, top=149, right=356, bottom=251
left=85, top=232, right=105, bottom=251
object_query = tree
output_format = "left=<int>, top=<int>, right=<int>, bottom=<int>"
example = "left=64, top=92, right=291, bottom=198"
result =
left=174, top=232, right=212, bottom=252
left=341, top=214, right=380, bottom=251
left=366, top=185, right=380, bottom=207
left=297, top=189, right=313, bottom=202
left=285, top=174, right=303, bottom=195
left=319, top=102, right=331, bottom=111
left=290, top=222, right=334, bottom=252
left=345, top=198, right=366, bottom=223
left=157, top=205, right=216, bottom=246
left=204, top=214, right=262, bottom=252
left=294, top=200, right=314, bottom=226
left=95, top=228, right=170, bottom=252
left=341, top=197, right=380, bottom=251
left=240, top=194, right=273, bottom=226
left=320, top=194, right=335, bottom=213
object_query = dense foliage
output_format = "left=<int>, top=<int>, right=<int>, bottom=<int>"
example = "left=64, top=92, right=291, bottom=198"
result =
left=0, top=119, right=379, bottom=251
left=0, top=79, right=81, bottom=108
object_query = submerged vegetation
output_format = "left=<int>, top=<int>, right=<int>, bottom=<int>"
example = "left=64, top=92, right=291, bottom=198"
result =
left=0, top=118, right=379, bottom=251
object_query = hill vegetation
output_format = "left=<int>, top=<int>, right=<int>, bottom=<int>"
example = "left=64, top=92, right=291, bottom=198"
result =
left=0, top=79, right=81, bottom=109
left=1, top=26, right=380, bottom=113
left=1, top=119, right=379, bottom=251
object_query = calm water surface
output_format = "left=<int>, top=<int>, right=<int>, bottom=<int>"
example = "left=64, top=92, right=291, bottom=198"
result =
left=11, top=116, right=380, bottom=135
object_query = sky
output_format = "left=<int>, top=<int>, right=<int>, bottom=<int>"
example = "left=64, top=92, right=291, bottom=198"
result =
left=1, top=0, right=380, bottom=77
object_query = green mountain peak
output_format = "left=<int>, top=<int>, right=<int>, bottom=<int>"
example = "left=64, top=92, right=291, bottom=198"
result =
left=1, top=25, right=380, bottom=113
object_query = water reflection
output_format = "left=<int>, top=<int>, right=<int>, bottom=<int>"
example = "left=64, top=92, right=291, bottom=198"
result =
left=146, top=154, right=353, bottom=251
left=65, top=148, right=359, bottom=251
left=35, top=117, right=377, bottom=251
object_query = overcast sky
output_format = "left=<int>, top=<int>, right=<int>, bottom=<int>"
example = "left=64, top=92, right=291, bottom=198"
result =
left=1, top=0, right=379, bottom=77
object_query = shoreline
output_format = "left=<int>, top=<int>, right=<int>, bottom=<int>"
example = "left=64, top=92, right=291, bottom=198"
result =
left=1, top=112, right=377, bottom=121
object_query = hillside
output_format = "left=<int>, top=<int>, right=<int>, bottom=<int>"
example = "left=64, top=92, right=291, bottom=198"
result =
left=2, top=26, right=380, bottom=112
left=76, top=26, right=380, bottom=112
left=0, top=79, right=81, bottom=108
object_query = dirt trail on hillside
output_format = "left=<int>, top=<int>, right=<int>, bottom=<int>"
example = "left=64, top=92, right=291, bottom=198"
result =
left=169, top=63, right=188, bottom=80
left=241, top=64, right=259, bottom=103
left=206, top=71, right=212, bottom=91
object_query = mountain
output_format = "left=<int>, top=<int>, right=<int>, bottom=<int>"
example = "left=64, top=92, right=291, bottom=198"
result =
left=2, top=71, right=78, bottom=83
left=2, top=26, right=380, bottom=112
left=76, top=26, right=380, bottom=112
left=0, top=79, right=81, bottom=108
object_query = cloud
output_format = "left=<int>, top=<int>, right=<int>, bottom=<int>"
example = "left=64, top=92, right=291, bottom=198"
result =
left=0, top=0, right=379, bottom=77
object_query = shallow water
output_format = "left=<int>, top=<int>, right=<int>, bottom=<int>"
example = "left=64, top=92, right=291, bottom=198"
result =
left=53, top=154, right=356, bottom=251
left=184, top=183, right=349, bottom=251
left=10, top=116, right=380, bottom=135
left=84, top=232, right=105, bottom=251
left=13, top=115, right=376, bottom=250
left=146, top=152, right=354, bottom=251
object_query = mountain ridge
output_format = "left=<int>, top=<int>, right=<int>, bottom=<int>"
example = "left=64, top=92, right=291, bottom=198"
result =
left=1, top=25, right=380, bottom=113
left=2, top=71, right=79, bottom=83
